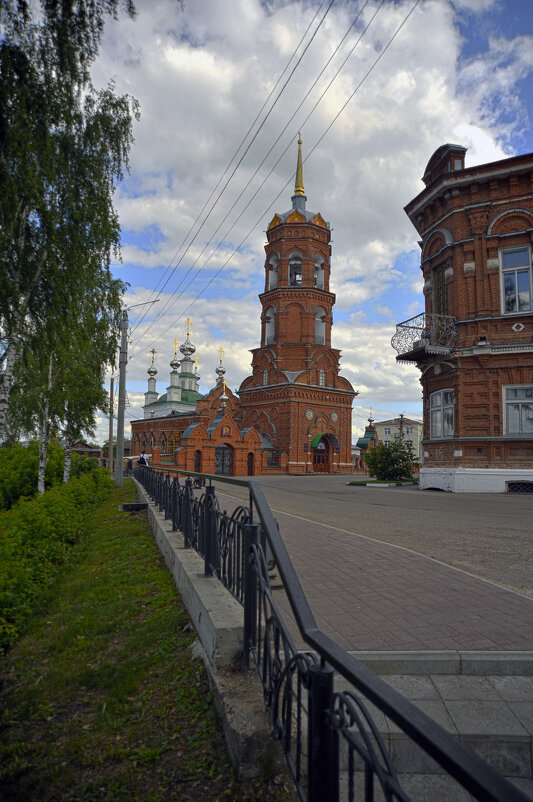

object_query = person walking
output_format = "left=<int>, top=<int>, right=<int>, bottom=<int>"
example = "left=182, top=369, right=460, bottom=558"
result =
left=138, top=451, right=148, bottom=466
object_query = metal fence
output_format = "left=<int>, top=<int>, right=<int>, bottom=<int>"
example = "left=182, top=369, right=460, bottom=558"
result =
left=133, top=467, right=529, bottom=802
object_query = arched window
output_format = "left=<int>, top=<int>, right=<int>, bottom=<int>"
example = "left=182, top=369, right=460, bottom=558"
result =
left=265, top=307, right=275, bottom=344
left=314, top=256, right=324, bottom=289
left=263, top=369, right=268, bottom=385
left=314, top=307, right=326, bottom=344
left=289, top=253, right=302, bottom=286
left=268, top=254, right=278, bottom=289
left=319, top=369, right=325, bottom=387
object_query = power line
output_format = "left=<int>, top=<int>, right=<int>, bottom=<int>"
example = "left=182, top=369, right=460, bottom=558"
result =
left=132, top=0, right=381, bottom=350
left=129, top=0, right=336, bottom=336
left=138, top=0, right=421, bottom=351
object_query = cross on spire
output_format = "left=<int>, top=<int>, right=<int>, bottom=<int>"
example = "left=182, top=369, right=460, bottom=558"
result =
left=150, top=348, right=157, bottom=366
left=219, top=347, right=224, bottom=365
left=185, top=317, right=192, bottom=338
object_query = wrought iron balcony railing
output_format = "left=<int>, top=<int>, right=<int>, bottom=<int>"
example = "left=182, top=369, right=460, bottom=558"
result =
left=391, top=312, right=457, bottom=360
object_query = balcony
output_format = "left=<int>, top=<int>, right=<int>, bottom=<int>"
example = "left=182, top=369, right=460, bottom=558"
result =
left=391, top=313, right=457, bottom=362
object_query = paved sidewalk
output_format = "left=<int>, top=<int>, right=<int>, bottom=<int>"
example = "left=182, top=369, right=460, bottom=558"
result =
left=218, top=492, right=533, bottom=652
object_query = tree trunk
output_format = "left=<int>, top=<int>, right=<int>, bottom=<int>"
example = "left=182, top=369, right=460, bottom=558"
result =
left=37, top=358, right=53, bottom=494
left=63, top=438, right=72, bottom=482
left=0, top=336, right=19, bottom=442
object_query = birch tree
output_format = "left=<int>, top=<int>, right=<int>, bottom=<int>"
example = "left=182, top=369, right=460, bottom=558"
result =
left=0, top=1, right=138, bottom=440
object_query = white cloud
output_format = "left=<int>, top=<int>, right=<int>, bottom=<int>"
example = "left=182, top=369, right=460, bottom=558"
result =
left=86, top=0, right=532, bottom=446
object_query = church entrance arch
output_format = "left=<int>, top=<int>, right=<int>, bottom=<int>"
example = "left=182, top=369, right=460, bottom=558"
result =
left=215, top=444, right=233, bottom=476
left=311, top=435, right=330, bottom=473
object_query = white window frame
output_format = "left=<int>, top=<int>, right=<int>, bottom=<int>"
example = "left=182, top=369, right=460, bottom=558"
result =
left=500, top=246, right=532, bottom=315
left=384, top=426, right=391, bottom=436
left=430, top=389, right=454, bottom=439
left=503, top=385, right=533, bottom=435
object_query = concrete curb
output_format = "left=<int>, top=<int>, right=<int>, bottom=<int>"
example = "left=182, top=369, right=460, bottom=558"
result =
left=133, top=479, right=282, bottom=778
left=348, top=651, right=533, bottom=676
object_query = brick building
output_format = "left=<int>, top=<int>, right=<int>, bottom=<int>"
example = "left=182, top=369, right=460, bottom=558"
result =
left=130, top=139, right=356, bottom=475
left=393, top=144, right=533, bottom=492
left=238, top=137, right=356, bottom=473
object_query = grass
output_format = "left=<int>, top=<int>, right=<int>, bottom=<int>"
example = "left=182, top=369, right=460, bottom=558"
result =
left=0, top=480, right=295, bottom=801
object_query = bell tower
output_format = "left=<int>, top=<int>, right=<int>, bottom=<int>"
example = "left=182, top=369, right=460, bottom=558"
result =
left=238, top=138, right=356, bottom=474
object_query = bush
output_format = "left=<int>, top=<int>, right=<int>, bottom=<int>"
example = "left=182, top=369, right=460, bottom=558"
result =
left=0, top=441, right=65, bottom=510
left=363, top=439, right=417, bottom=481
left=70, top=452, right=99, bottom=477
left=0, top=468, right=114, bottom=652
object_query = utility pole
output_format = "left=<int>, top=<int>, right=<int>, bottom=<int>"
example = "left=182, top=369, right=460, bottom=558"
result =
left=115, top=310, right=128, bottom=487
left=108, top=376, right=114, bottom=476
left=114, top=299, right=159, bottom=488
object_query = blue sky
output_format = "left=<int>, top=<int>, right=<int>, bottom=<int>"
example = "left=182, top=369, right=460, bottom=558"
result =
left=90, top=0, right=533, bottom=444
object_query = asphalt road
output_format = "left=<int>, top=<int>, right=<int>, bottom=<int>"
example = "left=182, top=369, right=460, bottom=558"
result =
left=219, top=474, right=533, bottom=598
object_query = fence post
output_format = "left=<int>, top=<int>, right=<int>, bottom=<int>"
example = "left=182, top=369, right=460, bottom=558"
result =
left=308, top=660, right=339, bottom=802
left=183, top=477, right=194, bottom=548
left=242, top=523, right=260, bottom=671
left=204, top=485, right=216, bottom=577
left=171, top=477, right=179, bottom=531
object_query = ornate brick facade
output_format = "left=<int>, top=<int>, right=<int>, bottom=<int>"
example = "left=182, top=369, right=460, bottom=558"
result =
left=238, top=138, right=356, bottom=473
left=130, top=140, right=356, bottom=476
left=394, top=144, right=533, bottom=491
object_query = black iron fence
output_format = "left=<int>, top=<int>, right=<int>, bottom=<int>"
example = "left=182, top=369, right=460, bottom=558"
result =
left=133, top=467, right=529, bottom=802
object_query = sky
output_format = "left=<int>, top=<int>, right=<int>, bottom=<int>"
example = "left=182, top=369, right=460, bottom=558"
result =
left=89, top=0, right=533, bottom=445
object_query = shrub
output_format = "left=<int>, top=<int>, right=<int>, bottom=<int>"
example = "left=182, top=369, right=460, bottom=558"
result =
left=363, top=439, right=418, bottom=481
left=0, top=468, right=114, bottom=652
left=0, top=441, right=65, bottom=510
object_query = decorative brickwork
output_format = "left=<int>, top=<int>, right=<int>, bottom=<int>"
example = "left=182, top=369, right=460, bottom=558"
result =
left=396, top=144, right=533, bottom=491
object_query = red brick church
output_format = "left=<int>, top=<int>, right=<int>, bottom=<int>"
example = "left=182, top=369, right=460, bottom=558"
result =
left=130, top=140, right=356, bottom=475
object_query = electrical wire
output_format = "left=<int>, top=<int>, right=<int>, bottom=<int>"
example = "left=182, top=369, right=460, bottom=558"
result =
left=128, top=0, right=336, bottom=336
left=138, top=0, right=421, bottom=351
left=131, top=0, right=381, bottom=349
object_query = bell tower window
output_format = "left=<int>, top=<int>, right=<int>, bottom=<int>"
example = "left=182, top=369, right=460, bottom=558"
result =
left=314, top=256, right=324, bottom=289
left=314, top=307, right=326, bottom=345
left=268, top=254, right=278, bottom=290
left=289, top=254, right=302, bottom=286
left=264, top=307, right=275, bottom=345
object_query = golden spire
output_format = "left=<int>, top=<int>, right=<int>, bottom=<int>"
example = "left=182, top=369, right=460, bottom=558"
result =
left=222, top=379, right=226, bottom=394
left=294, top=133, right=304, bottom=196
left=150, top=348, right=157, bottom=366
left=218, top=347, right=224, bottom=366
left=185, top=317, right=192, bottom=338
left=173, top=339, right=179, bottom=358
left=194, top=355, right=199, bottom=373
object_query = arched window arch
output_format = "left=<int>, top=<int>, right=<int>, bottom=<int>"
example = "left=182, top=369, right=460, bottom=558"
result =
left=265, top=307, right=275, bottom=344
left=319, top=369, right=326, bottom=387
left=263, top=368, right=269, bottom=386
left=268, top=253, right=278, bottom=289
left=289, top=252, right=302, bottom=286
left=314, top=255, right=324, bottom=289
left=314, top=307, right=326, bottom=344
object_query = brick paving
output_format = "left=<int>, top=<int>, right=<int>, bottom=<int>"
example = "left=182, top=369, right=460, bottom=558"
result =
left=218, top=492, right=533, bottom=652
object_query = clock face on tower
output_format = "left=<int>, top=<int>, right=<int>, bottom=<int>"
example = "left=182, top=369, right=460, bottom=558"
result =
left=305, top=409, right=314, bottom=420
left=331, top=411, right=339, bottom=422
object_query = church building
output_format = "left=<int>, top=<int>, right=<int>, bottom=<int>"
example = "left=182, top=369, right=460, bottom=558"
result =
left=130, top=140, right=356, bottom=475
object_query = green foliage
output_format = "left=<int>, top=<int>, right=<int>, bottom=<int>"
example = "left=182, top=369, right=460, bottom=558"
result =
left=363, top=439, right=418, bottom=481
left=0, top=1, right=138, bottom=440
left=70, top=451, right=99, bottom=477
left=0, top=467, right=113, bottom=651
left=0, top=440, right=66, bottom=510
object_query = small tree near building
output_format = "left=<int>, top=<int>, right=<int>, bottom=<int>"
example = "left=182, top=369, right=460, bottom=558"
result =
left=363, top=439, right=417, bottom=481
